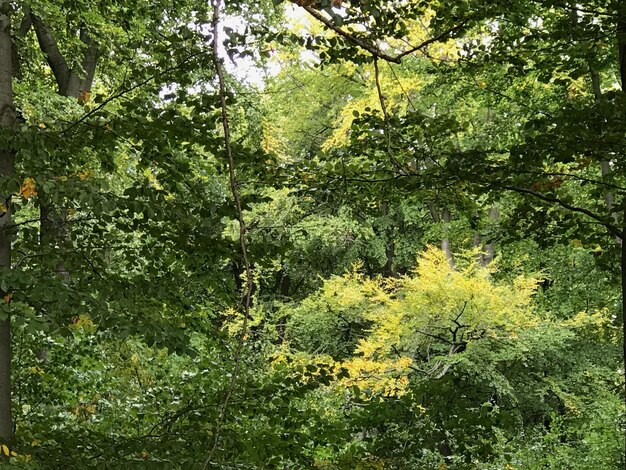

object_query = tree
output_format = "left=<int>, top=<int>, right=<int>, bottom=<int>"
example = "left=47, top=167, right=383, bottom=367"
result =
left=0, top=0, right=16, bottom=442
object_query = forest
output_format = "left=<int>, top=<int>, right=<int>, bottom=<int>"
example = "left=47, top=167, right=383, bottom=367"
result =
left=0, top=0, right=625, bottom=468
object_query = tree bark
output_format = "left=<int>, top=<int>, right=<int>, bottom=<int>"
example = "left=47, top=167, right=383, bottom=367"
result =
left=32, top=16, right=97, bottom=97
left=472, top=232, right=484, bottom=266
left=483, top=206, right=498, bottom=265
left=617, top=5, right=626, bottom=466
left=441, top=208, right=454, bottom=269
left=0, top=0, right=15, bottom=442
left=429, top=203, right=454, bottom=268
left=621, top=210, right=626, bottom=470
left=32, top=14, right=99, bottom=279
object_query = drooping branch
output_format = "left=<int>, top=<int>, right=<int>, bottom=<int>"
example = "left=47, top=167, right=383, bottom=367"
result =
left=298, top=4, right=401, bottom=63
left=394, top=15, right=475, bottom=61
left=499, top=184, right=623, bottom=240
left=59, top=49, right=207, bottom=135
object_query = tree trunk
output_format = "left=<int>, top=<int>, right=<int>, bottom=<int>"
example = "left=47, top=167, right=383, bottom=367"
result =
left=441, top=208, right=454, bottom=269
left=32, top=15, right=98, bottom=279
left=429, top=203, right=454, bottom=268
left=621, top=210, right=626, bottom=470
left=617, top=5, right=626, bottom=466
left=472, top=232, right=484, bottom=266
left=0, top=0, right=15, bottom=442
left=483, top=206, right=499, bottom=265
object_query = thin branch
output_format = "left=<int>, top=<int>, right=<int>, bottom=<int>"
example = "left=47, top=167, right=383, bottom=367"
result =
left=507, top=168, right=626, bottom=192
left=297, top=4, right=475, bottom=64
left=395, top=15, right=476, bottom=61
left=499, top=184, right=623, bottom=239
left=299, top=5, right=401, bottom=63
left=203, top=0, right=254, bottom=467
left=59, top=50, right=207, bottom=135
left=386, top=61, right=417, bottom=111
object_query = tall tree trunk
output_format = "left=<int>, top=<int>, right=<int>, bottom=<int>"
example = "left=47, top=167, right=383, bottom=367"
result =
left=621, top=209, right=626, bottom=470
left=381, top=202, right=396, bottom=276
left=472, top=232, right=484, bottom=266
left=617, top=5, right=626, bottom=466
left=0, top=0, right=15, bottom=441
left=590, top=66, right=622, bottom=246
left=32, top=15, right=98, bottom=278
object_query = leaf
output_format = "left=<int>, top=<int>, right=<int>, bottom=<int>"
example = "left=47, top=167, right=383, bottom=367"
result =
left=1, top=444, right=9, bottom=456
left=20, top=178, right=37, bottom=199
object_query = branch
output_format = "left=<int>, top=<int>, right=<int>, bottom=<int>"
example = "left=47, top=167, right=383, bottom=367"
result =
left=31, top=14, right=71, bottom=90
left=297, top=3, right=475, bottom=64
left=395, top=15, right=476, bottom=61
left=59, top=49, right=207, bottom=135
left=17, top=7, right=32, bottom=37
left=499, top=184, right=623, bottom=239
left=203, top=0, right=254, bottom=467
left=299, top=5, right=401, bottom=63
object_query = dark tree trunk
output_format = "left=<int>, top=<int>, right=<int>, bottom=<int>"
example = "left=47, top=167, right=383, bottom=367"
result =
left=0, top=0, right=15, bottom=442
left=617, top=5, right=626, bottom=466
left=32, top=14, right=99, bottom=279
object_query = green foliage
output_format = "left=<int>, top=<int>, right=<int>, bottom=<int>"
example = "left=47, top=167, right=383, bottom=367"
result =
left=0, top=0, right=624, bottom=468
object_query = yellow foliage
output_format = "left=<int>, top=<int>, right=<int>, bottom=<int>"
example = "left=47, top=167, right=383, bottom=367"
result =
left=282, top=247, right=544, bottom=396
left=70, top=314, right=96, bottom=332
left=322, top=68, right=421, bottom=151
left=20, top=177, right=37, bottom=199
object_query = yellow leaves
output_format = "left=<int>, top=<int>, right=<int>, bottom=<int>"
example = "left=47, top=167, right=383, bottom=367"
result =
left=20, top=177, right=37, bottom=199
left=279, top=247, right=564, bottom=405
left=74, top=401, right=97, bottom=418
left=76, top=170, right=93, bottom=181
left=322, top=63, right=422, bottom=151
left=30, top=366, right=42, bottom=375
left=261, top=118, right=289, bottom=158
left=70, top=314, right=96, bottom=332
left=0, top=444, right=17, bottom=458
left=340, top=356, right=411, bottom=396
left=78, top=90, right=91, bottom=105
